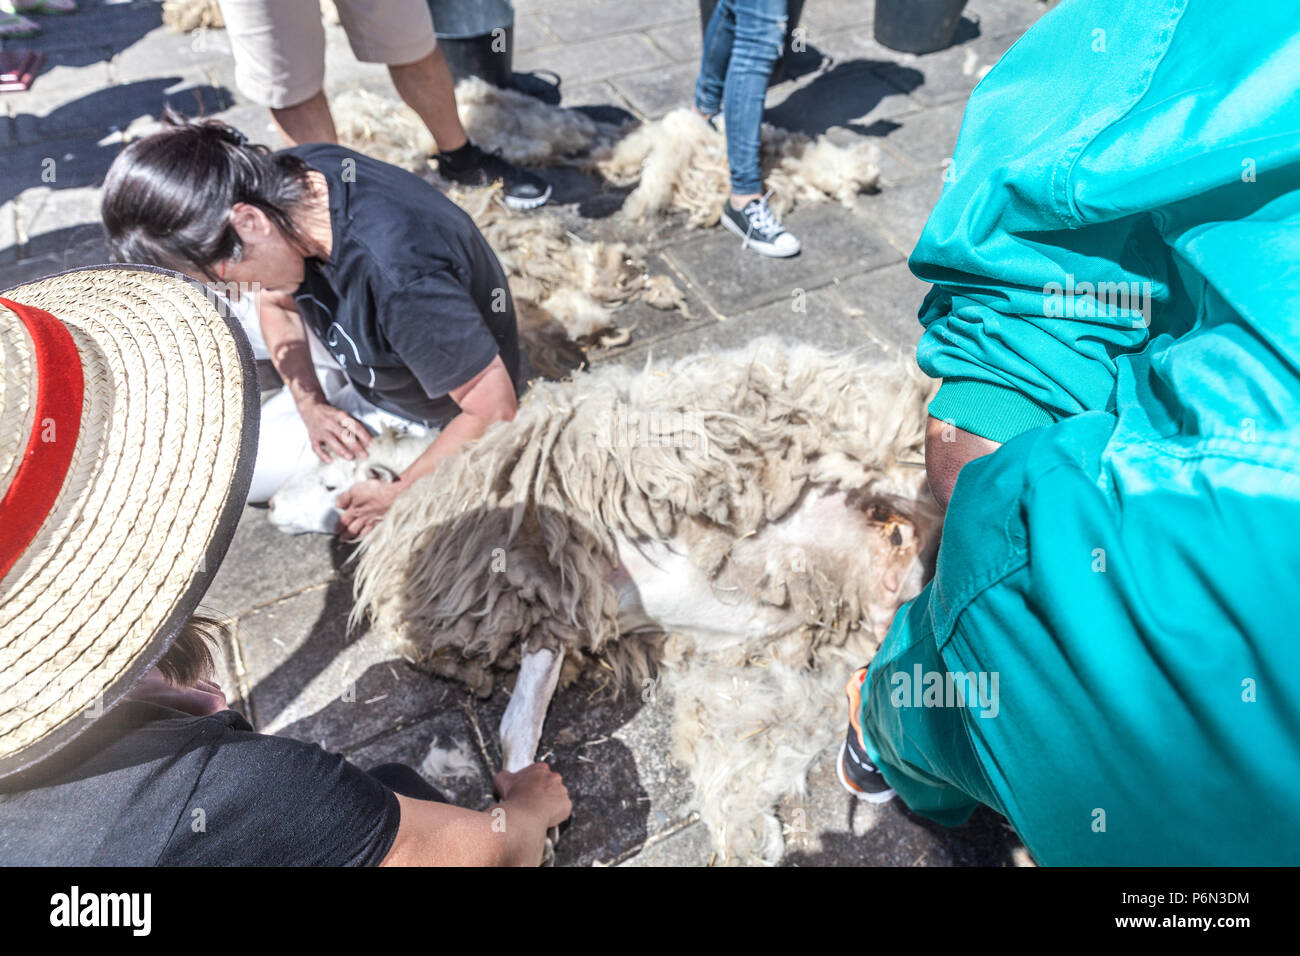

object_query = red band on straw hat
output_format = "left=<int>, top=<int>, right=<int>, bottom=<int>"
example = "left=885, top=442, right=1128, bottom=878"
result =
left=0, top=298, right=84, bottom=585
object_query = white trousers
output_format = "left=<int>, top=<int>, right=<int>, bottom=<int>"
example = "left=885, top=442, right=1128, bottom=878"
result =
left=230, top=295, right=429, bottom=504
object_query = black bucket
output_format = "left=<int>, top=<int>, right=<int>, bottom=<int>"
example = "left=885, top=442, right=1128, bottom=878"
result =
left=698, top=0, right=807, bottom=85
left=874, top=0, right=968, bottom=54
left=428, top=0, right=515, bottom=88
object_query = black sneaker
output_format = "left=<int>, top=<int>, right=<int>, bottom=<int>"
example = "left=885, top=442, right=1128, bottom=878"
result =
left=720, top=193, right=801, bottom=257
left=838, top=738, right=897, bottom=804
left=435, top=142, right=552, bottom=210
left=839, top=666, right=896, bottom=803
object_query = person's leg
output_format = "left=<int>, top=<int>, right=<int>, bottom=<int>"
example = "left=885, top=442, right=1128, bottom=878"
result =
left=218, top=0, right=331, bottom=146
left=694, top=0, right=737, bottom=118
left=333, top=0, right=550, bottom=209
left=712, top=0, right=800, bottom=256
left=389, top=49, right=468, bottom=154
left=331, top=0, right=464, bottom=151
left=270, top=89, right=337, bottom=147
left=722, top=0, right=786, bottom=204
left=247, top=387, right=320, bottom=503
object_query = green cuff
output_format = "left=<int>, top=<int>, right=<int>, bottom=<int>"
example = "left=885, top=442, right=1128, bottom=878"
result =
left=927, top=379, right=1056, bottom=444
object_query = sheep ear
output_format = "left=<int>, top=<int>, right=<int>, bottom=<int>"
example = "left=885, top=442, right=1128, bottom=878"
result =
left=367, top=464, right=400, bottom=483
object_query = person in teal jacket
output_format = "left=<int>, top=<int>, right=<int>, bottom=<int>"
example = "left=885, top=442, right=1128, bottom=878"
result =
left=839, top=0, right=1300, bottom=865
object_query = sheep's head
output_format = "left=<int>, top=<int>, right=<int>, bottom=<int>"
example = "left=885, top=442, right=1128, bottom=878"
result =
left=268, top=458, right=401, bottom=535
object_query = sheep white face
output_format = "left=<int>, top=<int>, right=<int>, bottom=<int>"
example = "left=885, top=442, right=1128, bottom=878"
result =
left=268, top=461, right=400, bottom=535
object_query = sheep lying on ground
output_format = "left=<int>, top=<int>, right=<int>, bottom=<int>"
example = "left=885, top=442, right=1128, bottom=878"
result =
left=350, top=339, right=940, bottom=863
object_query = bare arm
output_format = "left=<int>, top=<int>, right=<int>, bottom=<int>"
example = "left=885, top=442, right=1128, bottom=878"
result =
left=259, top=290, right=370, bottom=461
left=337, top=354, right=517, bottom=538
left=924, top=415, right=1002, bottom=511
left=400, top=354, right=517, bottom=483
left=379, top=763, right=570, bottom=867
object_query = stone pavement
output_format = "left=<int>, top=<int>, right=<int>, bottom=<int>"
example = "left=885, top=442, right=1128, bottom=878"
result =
left=0, top=0, right=1052, bottom=865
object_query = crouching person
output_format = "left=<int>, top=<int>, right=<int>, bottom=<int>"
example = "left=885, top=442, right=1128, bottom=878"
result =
left=101, top=113, right=522, bottom=539
left=838, top=0, right=1300, bottom=865
left=0, top=267, right=569, bottom=865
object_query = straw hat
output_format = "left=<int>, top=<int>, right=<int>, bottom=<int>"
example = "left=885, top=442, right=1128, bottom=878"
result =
left=0, top=265, right=257, bottom=780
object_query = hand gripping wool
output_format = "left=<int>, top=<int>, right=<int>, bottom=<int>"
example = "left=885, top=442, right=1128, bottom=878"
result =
left=352, top=339, right=940, bottom=863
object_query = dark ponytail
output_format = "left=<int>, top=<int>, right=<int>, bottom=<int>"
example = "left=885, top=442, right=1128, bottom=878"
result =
left=101, top=108, right=314, bottom=281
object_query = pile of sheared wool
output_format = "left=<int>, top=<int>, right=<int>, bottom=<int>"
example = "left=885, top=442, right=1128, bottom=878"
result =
left=594, top=108, right=881, bottom=227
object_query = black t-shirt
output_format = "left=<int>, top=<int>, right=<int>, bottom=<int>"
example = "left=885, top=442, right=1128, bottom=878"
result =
left=285, top=143, right=520, bottom=427
left=0, top=701, right=399, bottom=866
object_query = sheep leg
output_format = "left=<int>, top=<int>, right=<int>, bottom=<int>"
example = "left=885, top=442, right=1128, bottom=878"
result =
left=499, top=646, right=564, bottom=772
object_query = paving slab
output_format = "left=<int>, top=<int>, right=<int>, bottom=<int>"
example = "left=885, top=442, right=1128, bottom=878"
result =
left=536, top=0, right=695, bottom=45
left=645, top=21, right=704, bottom=65
left=664, top=201, right=901, bottom=316
left=872, top=29, right=1019, bottom=109
left=765, top=61, right=919, bottom=138
left=109, top=21, right=237, bottom=85
left=604, top=285, right=887, bottom=373
left=465, top=675, right=663, bottom=867
left=854, top=172, right=945, bottom=256
left=826, top=260, right=930, bottom=357
left=799, top=0, right=882, bottom=34
left=966, top=0, right=1054, bottom=40
left=777, top=747, right=1022, bottom=865
left=874, top=100, right=966, bottom=171
left=610, top=61, right=698, bottom=120
left=12, top=0, right=159, bottom=61
left=616, top=821, right=713, bottom=866
left=344, top=707, right=491, bottom=811
left=230, top=573, right=458, bottom=744
left=514, top=33, right=673, bottom=85
left=203, top=504, right=341, bottom=619
left=0, top=204, right=17, bottom=266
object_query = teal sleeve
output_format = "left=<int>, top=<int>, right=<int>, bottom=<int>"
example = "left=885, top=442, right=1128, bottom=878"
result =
left=911, top=0, right=1300, bottom=442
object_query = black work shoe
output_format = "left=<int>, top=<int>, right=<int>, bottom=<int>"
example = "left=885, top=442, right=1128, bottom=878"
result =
left=720, top=193, right=801, bottom=257
left=435, top=143, right=552, bottom=210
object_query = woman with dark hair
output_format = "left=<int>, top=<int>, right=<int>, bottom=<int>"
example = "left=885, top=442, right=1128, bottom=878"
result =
left=102, top=114, right=522, bottom=538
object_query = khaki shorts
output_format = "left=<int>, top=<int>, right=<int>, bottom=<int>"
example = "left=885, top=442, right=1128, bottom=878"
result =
left=219, top=0, right=437, bottom=109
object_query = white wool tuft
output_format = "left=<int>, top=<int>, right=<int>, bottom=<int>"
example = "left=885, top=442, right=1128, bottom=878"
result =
left=419, top=739, right=483, bottom=787
left=454, top=77, right=621, bottom=165
left=596, top=109, right=881, bottom=226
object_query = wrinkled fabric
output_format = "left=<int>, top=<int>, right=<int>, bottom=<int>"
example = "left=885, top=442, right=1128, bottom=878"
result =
left=860, top=0, right=1300, bottom=865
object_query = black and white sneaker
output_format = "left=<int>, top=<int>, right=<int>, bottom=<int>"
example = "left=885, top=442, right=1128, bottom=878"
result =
left=434, top=142, right=552, bottom=210
left=838, top=737, right=897, bottom=804
left=839, top=665, right=896, bottom=804
left=720, top=193, right=801, bottom=257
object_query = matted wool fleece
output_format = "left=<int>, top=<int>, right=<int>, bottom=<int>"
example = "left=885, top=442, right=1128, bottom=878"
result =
left=351, top=341, right=937, bottom=862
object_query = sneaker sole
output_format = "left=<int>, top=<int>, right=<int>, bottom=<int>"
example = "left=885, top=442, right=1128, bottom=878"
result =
left=720, top=212, right=801, bottom=257
left=503, top=184, right=553, bottom=211
left=837, top=742, right=897, bottom=804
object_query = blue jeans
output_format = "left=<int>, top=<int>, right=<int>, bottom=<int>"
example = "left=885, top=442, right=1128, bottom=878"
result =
left=694, top=0, right=789, bottom=196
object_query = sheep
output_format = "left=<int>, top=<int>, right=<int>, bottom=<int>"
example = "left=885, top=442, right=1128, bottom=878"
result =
left=268, top=428, right=435, bottom=536
left=350, top=338, right=940, bottom=864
